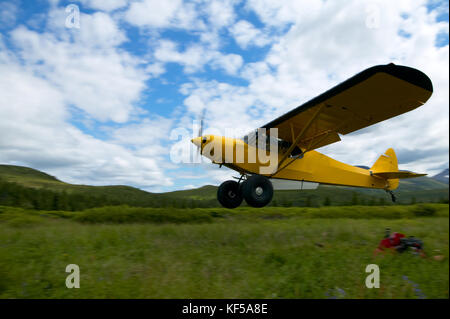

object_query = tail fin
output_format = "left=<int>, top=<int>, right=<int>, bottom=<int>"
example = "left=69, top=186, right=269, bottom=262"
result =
left=371, top=148, right=398, bottom=174
left=370, top=148, right=427, bottom=190
left=370, top=148, right=399, bottom=190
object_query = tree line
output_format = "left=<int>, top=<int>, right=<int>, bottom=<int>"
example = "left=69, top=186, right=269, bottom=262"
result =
left=0, top=180, right=217, bottom=211
left=0, top=180, right=447, bottom=211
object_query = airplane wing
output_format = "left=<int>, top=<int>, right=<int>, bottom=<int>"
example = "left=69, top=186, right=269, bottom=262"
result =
left=261, top=63, right=433, bottom=151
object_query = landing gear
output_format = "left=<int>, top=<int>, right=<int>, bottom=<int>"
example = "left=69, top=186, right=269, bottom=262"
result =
left=386, top=190, right=397, bottom=203
left=217, top=175, right=274, bottom=208
left=217, top=180, right=243, bottom=209
left=241, top=175, right=274, bottom=208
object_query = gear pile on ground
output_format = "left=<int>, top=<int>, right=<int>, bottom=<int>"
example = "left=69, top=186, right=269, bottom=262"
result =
left=374, top=228, right=425, bottom=257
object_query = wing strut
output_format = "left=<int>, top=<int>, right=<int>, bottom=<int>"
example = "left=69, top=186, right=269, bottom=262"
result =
left=304, top=130, right=332, bottom=152
left=274, top=104, right=325, bottom=172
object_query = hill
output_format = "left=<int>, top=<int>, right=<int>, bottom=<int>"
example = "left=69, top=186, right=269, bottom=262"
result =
left=0, top=165, right=61, bottom=184
left=0, top=164, right=448, bottom=209
left=0, top=164, right=157, bottom=201
left=0, top=165, right=217, bottom=210
left=432, top=169, right=449, bottom=184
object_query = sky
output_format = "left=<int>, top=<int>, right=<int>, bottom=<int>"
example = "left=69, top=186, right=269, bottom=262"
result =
left=0, top=0, right=448, bottom=192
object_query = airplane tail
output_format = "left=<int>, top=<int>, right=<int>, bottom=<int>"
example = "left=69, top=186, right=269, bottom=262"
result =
left=370, top=148, right=426, bottom=190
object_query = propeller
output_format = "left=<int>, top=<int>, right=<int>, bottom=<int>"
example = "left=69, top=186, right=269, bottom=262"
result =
left=198, top=108, right=205, bottom=139
left=195, top=109, right=206, bottom=162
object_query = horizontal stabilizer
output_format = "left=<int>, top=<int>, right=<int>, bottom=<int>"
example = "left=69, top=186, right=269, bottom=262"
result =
left=372, top=171, right=427, bottom=179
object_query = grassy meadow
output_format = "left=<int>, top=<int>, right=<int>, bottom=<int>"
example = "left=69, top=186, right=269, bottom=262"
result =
left=0, top=204, right=448, bottom=299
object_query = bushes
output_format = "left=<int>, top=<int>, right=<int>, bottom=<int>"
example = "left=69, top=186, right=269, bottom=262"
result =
left=0, top=206, right=44, bottom=227
left=0, top=204, right=447, bottom=226
left=5, top=215, right=43, bottom=227
left=299, top=206, right=408, bottom=219
left=237, top=205, right=446, bottom=220
left=412, top=204, right=437, bottom=217
left=73, top=206, right=214, bottom=224
left=0, top=205, right=215, bottom=225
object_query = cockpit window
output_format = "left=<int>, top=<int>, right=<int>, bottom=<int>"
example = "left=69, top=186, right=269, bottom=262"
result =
left=240, top=130, right=302, bottom=157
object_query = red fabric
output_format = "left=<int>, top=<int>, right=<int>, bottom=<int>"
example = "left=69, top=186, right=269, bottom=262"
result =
left=378, top=232, right=405, bottom=249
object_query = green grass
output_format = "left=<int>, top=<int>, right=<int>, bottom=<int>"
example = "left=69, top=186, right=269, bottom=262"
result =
left=0, top=204, right=448, bottom=298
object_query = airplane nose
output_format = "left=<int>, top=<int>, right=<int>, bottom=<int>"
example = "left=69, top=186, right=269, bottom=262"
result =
left=191, top=137, right=202, bottom=147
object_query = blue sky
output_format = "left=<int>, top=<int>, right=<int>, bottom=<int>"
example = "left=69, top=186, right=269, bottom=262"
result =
left=0, top=0, right=448, bottom=192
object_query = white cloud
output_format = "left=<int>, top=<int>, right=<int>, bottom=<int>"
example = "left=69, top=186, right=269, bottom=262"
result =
left=153, top=39, right=243, bottom=75
left=78, top=0, right=129, bottom=12
left=124, top=0, right=239, bottom=31
left=154, top=40, right=207, bottom=73
left=203, top=0, right=237, bottom=29
left=124, top=0, right=201, bottom=30
left=110, top=117, right=173, bottom=147
left=210, top=52, right=243, bottom=75
left=11, top=10, right=148, bottom=123
left=0, top=2, right=17, bottom=28
left=245, top=0, right=330, bottom=27
left=145, top=62, right=166, bottom=77
left=230, top=20, right=271, bottom=49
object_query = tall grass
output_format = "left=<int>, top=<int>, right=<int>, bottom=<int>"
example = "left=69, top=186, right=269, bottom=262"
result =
left=0, top=204, right=448, bottom=298
left=0, top=204, right=447, bottom=226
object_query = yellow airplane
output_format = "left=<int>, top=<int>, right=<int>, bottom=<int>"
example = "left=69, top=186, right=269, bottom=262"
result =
left=191, top=63, right=433, bottom=208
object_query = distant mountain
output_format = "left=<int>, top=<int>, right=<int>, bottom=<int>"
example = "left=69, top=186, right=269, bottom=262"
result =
left=0, top=164, right=448, bottom=208
left=432, top=169, right=449, bottom=184
left=0, top=164, right=61, bottom=183
left=0, top=164, right=160, bottom=205
left=388, top=175, right=447, bottom=191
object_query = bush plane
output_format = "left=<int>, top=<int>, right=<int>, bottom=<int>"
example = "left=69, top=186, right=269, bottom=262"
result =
left=191, top=63, right=433, bottom=208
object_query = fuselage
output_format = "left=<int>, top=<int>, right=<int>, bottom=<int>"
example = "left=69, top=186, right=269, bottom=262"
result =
left=192, top=135, right=393, bottom=190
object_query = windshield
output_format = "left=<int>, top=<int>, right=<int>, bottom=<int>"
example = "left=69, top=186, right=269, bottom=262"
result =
left=240, top=130, right=302, bottom=156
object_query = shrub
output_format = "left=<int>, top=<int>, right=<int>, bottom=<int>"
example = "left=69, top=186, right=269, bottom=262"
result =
left=210, top=211, right=225, bottom=218
left=73, top=206, right=213, bottom=224
left=6, top=215, right=43, bottom=227
left=412, top=204, right=437, bottom=217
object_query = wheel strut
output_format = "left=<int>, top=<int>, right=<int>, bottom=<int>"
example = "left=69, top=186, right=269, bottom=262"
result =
left=386, top=190, right=396, bottom=203
left=236, top=173, right=246, bottom=184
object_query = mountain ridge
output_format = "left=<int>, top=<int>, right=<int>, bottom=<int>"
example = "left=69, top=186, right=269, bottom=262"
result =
left=432, top=168, right=449, bottom=184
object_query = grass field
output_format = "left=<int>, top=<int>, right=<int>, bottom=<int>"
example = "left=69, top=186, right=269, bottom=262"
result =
left=0, top=204, right=448, bottom=299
